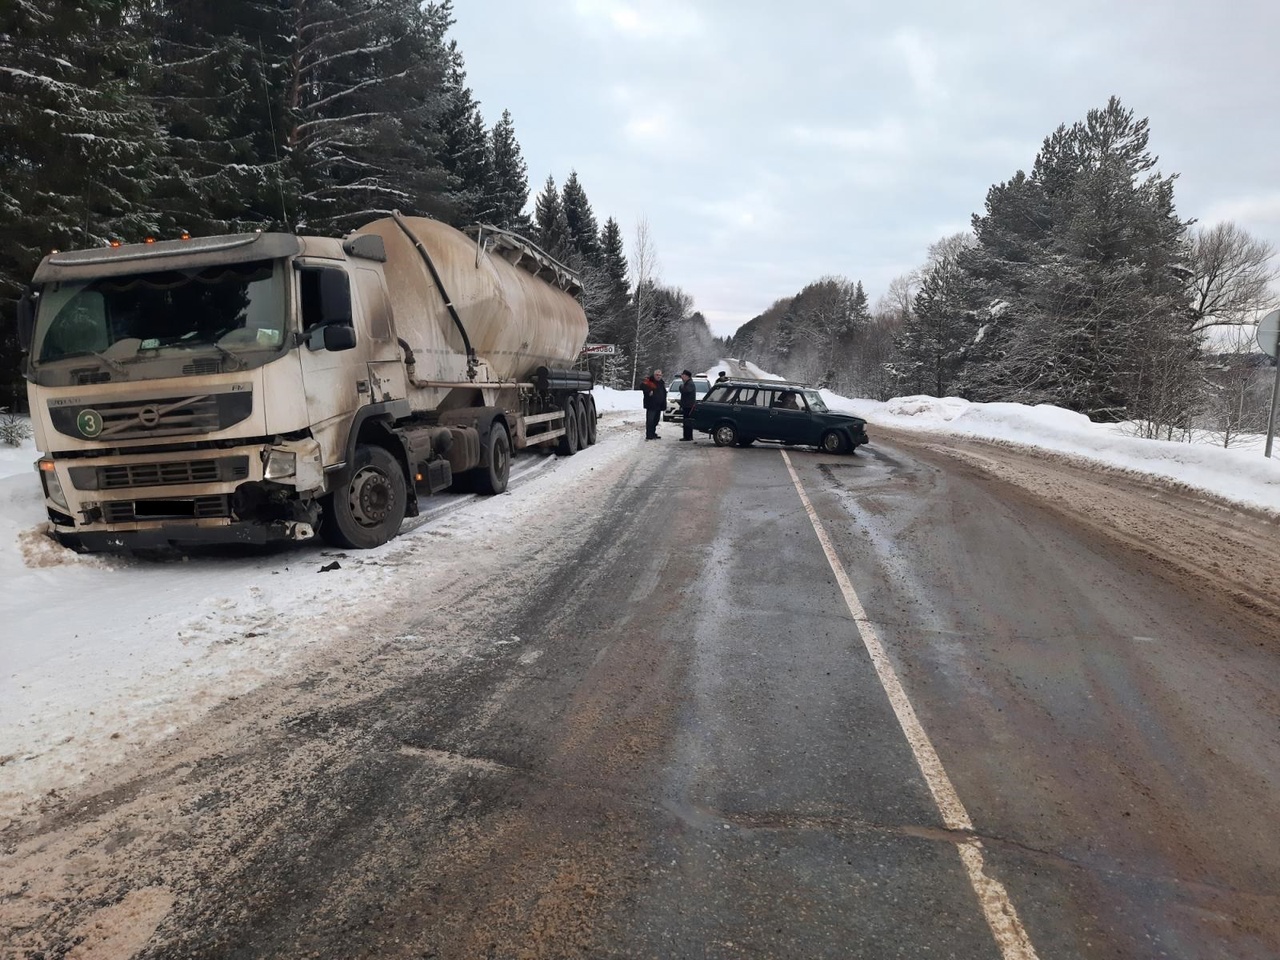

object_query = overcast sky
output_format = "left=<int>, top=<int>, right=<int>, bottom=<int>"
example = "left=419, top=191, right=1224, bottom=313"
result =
left=450, top=1, right=1280, bottom=338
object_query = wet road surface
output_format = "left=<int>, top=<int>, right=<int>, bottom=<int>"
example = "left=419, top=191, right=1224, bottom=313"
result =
left=3, top=422, right=1278, bottom=958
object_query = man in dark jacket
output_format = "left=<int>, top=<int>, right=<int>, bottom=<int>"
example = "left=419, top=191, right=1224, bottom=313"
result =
left=678, top=370, right=697, bottom=440
left=640, top=368, right=666, bottom=439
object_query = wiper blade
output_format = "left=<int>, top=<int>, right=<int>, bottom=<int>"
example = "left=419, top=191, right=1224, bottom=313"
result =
left=209, top=341, right=247, bottom=370
left=87, top=350, right=128, bottom=375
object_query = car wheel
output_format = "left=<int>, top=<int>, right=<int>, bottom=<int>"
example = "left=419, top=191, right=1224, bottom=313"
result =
left=712, top=422, right=738, bottom=447
left=321, top=444, right=407, bottom=548
left=820, top=430, right=850, bottom=454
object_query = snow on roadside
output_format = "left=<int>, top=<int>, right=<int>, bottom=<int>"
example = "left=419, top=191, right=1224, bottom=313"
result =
left=0, top=412, right=640, bottom=826
left=822, top=392, right=1280, bottom=515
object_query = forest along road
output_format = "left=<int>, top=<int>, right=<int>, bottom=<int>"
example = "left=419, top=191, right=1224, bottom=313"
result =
left=2, top=417, right=1279, bottom=959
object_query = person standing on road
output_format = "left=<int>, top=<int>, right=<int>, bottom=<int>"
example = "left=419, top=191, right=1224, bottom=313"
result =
left=678, top=370, right=697, bottom=441
left=640, top=368, right=666, bottom=440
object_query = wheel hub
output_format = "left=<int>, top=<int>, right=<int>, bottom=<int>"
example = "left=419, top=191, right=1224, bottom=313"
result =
left=349, top=467, right=391, bottom=526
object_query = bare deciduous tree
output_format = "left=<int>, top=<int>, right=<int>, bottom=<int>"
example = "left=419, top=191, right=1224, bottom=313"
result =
left=629, top=217, right=659, bottom=388
left=1188, top=222, right=1279, bottom=332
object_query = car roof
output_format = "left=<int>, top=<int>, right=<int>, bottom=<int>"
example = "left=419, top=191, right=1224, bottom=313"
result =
left=710, top=378, right=814, bottom=391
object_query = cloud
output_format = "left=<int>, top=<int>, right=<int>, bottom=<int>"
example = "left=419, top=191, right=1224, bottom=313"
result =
left=787, top=118, right=912, bottom=157
left=1200, top=192, right=1280, bottom=228
left=888, top=28, right=945, bottom=102
left=571, top=0, right=706, bottom=41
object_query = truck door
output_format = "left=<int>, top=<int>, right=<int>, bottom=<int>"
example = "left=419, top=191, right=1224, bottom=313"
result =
left=296, top=264, right=362, bottom=463
left=352, top=267, right=405, bottom=404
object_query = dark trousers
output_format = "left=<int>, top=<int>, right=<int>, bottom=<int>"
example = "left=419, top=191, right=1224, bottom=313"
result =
left=645, top=408, right=661, bottom=438
left=682, top=413, right=694, bottom=440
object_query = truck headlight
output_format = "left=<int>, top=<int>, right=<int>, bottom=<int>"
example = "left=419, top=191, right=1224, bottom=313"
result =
left=264, top=448, right=297, bottom=480
left=38, top=459, right=70, bottom=511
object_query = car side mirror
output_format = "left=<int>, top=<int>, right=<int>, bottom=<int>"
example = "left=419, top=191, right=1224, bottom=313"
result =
left=323, top=324, right=357, bottom=352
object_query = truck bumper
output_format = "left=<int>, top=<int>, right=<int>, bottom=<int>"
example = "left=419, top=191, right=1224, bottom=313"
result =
left=52, top=518, right=315, bottom=553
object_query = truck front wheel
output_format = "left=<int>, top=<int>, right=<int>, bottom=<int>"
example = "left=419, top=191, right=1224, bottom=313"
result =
left=321, top=444, right=408, bottom=548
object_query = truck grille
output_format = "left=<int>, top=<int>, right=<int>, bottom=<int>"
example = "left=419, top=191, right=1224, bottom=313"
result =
left=102, top=495, right=232, bottom=524
left=68, top=456, right=250, bottom=491
left=49, top=389, right=253, bottom=441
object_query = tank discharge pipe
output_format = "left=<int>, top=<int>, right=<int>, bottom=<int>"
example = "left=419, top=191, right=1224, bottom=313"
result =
left=392, top=210, right=479, bottom=380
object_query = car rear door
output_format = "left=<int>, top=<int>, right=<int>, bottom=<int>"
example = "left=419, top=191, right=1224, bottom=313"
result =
left=730, top=386, right=766, bottom=437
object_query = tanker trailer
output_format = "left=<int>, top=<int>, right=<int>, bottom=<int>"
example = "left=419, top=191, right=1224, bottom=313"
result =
left=18, top=216, right=598, bottom=553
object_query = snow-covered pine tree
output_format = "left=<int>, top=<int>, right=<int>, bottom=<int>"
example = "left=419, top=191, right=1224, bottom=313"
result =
left=487, top=109, right=531, bottom=233
left=0, top=0, right=167, bottom=407
left=437, top=46, right=495, bottom=227
left=281, top=0, right=456, bottom=231
left=533, top=175, right=571, bottom=260
left=956, top=98, right=1196, bottom=424
left=139, top=0, right=296, bottom=234
left=561, top=171, right=602, bottom=267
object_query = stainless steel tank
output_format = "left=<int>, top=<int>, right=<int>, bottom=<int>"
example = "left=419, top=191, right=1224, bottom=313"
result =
left=354, top=216, right=588, bottom=383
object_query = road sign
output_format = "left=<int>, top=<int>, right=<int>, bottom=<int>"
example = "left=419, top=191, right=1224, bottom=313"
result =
left=581, top=343, right=617, bottom=356
left=1257, top=310, right=1280, bottom=357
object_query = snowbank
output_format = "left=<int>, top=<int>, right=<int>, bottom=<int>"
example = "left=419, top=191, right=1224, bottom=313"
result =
left=822, top=392, right=1280, bottom=515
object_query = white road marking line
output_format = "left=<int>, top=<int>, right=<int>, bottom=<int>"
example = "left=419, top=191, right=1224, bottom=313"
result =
left=780, top=449, right=1040, bottom=960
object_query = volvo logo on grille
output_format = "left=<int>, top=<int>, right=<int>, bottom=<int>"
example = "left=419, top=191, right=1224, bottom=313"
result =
left=137, top=405, right=162, bottom=428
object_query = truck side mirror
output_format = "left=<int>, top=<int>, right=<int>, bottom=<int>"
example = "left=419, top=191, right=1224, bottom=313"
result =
left=323, top=324, right=357, bottom=352
left=16, top=288, right=36, bottom=352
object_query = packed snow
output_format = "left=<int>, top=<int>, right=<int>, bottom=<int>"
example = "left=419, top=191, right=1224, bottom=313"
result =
left=2, top=375, right=1277, bottom=827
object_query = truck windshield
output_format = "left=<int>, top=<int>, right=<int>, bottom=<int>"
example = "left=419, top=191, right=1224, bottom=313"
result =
left=33, top=260, right=287, bottom=380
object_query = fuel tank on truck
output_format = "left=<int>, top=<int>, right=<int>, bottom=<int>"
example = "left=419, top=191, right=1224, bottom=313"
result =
left=354, top=216, right=588, bottom=383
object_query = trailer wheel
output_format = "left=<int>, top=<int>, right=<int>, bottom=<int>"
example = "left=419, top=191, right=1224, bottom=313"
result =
left=574, top=395, right=591, bottom=450
left=556, top=398, right=579, bottom=456
left=321, top=444, right=407, bottom=549
left=474, top=422, right=510, bottom=495
left=584, top=395, right=598, bottom=446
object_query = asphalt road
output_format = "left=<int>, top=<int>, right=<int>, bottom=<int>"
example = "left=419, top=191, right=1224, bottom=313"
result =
left=3, top=421, right=1278, bottom=959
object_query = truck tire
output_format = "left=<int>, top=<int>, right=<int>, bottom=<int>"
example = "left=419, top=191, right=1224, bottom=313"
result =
left=574, top=395, right=590, bottom=450
left=585, top=395, right=598, bottom=446
left=321, top=444, right=408, bottom=549
left=556, top=398, right=579, bottom=456
left=474, top=422, right=510, bottom=495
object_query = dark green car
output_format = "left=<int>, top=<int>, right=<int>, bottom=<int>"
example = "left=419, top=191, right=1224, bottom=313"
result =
left=689, top=379, right=869, bottom=454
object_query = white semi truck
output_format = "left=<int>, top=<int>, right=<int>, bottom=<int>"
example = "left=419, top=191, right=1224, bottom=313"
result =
left=17, top=214, right=598, bottom=551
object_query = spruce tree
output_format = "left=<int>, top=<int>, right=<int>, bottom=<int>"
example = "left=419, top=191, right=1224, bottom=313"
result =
left=0, top=0, right=166, bottom=406
left=280, top=0, right=456, bottom=231
left=533, top=175, right=571, bottom=259
left=438, top=46, right=494, bottom=226
left=561, top=171, right=602, bottom=266
left=487, top=109, right=531, bottom=233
